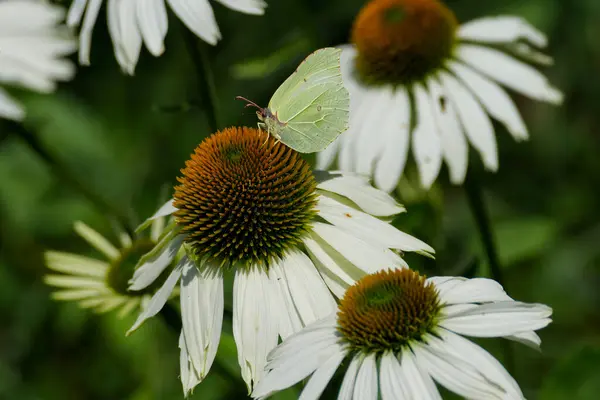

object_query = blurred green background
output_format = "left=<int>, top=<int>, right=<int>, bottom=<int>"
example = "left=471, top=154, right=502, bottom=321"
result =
left=1, top=0, right=599, bottom=398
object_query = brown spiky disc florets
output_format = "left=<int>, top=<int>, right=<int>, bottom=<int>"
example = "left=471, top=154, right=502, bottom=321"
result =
left=352, top=0, right=457, bottom=85
left=173, top=127, right=317, bottom=269
left=337, top=269, right=441, bottom=354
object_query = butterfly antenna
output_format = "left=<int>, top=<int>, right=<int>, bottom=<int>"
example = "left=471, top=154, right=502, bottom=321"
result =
left=235, top=96, right=261, bottom=110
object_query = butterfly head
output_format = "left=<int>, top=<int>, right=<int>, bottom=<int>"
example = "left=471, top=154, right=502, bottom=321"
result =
left=235, top=96, right=268, bottom=120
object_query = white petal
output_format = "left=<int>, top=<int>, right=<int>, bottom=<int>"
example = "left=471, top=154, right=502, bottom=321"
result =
left=311, top=222, right=406, bottom=274
left=233, top=267, right=280, bottom=392
left=115, top=0, right=143, bottom=74
left=77, top=0, right=102, bottom=65
left=317, top=173, right=404, bottom=217
left=268, top=261, right=303, bottom=339
left=51, top=289, right=103, bottom=300
left=374, top=87, right=411, bottom=192
left=379, top=352, right=408, bottom=400
left=137, top=199, right=177, bottom=232
left=439, top=71, right=499, bottom=171
left=412, top=84, right=443, bottom=188
left=67, top=0, right=88, bottom=27
left=44, top=275, right=104, bottom=289
left=437, top=329, right=524, bottom=398
left=128, top=233, right=184, bottom=291
left=457, top=44, right=563, bottom=104
left=180, top=261, right=224, bottom=381
left=299, top=351, right=345, bottom=400
left=179, top=332, right=202, bottom=396
left=427, top=75, right=468, bottom=184
left=215, top=0, right=267, bottom=15
left=353, top=353, right=378, bottom=400
left=506, top=331, right=542, bottom=350
left=126, top=257, right=185, bottom=334
left=412, top=338, right=506, bottom=399
left=45, top=251, right=107, bottom=278
left=354, top=86, right=396, bottom=176
left=136, top=0, right=168, bottom=56
left=449, top=61, right=528, bottom=141
left=440, top=302, right=553, bottom=337
left=253, top=323, right=342, bottom=398
left=167, top=0, right=221, bottom=45
left=0, top=88, right=24, bottom=120
left=73, top=221, right=120, bottom=260
left=278, top=249, right=337, bottom=325
left=459, top=16, right=547, bottom=47
left=316, top=195, right=434, bottom=255
left=338, top=355, right=361, bottom=400
left=434, top=277, right=513, bottom=305
left=400, top=350, right=442, bottom=400
left=303, top=235, right=362, bottom=298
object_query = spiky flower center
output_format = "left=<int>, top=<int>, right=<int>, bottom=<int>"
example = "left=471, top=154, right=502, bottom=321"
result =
left=337, top=269, right=441, bottom=354
left=107, top=239, right=156, bottom=296
left=351, top=0, right=457, bottom=85
left=173, top=127, right=317, bottom=269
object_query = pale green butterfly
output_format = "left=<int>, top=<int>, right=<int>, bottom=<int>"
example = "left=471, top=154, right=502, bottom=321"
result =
left=237, top=47, right=350, bottom=153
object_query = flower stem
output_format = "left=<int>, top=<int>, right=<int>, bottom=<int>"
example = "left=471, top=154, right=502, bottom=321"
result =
left=464, top=174, right=515, bottom=372
left=6, top=121, right=134, bottom=237
left=183, top=30, right=220, bottom=133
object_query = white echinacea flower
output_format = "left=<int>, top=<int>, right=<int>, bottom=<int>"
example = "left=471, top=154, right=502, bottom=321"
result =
left=44, top=216, right=174, bottom=318
left=67, top=0, right=267, bottom=74
left=0, top=0, right=76, bottom=120
left=126, top=126, right=433, bottom=395
left=317, top=0, right=563, bottom=191
left=253, top=268, right=553, bottom=400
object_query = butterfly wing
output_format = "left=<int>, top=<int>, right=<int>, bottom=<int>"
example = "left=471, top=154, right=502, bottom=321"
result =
left=268, top=48, right=350, bottom=153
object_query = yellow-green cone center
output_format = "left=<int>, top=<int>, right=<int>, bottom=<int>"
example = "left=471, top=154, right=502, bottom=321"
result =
left=351, top=0, right=458, bottom=85
left=107, top=239, right=157, bottom=295
left=173, top=127, right=317, bottom=269
left=337, top=269, right=441, bottom=354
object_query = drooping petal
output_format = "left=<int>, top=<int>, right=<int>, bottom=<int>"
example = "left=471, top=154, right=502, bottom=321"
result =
left=433, top=277, right=513, bottom=305
left=412, top=338, right=507, bottom=399
left=439, top=70, right=499, bottom=171
left=136, top=0, right=168, bottom=56
left=338, top=355, right=361, bottom=400
left=412, top=84, right=443, bottom=188
left=400, top=350, right=442, bottom=400
left=215, top=0, right=267, bottom=15
left=167, top=0, right=221, bottom=45
left=353, top=353, right=378, bottom=400
left=449, top=61, right=528, bottom=141
left=379, top=351, right=408, bottom=400
left=136, top=198, right=177, bottom=232
left=435, top=329, right=524, bottom=398
left=0, top=88, right=24, bottom=120
left=233, top=267, right=280, bottom=392
left=252, top=318, right=341, bottom=398
left=127, top=257, right=186, bottom=334
left=278, top=249, right=337, bottom=325
left=77, top=0, right=102, bottom=65
left=45, top=251, right=107, bottom=278
left=128, top=233, right=184, bottom=291
left=427, top=75, right=469, bottom=184
left=457, top=44, right=563, bottom=104
left=374, top=87, right=411, bottom=192
left=179, top=332, right=202, bottom=396
left=298, top=351, right=346, bottom=400
left=180, top=260, right=224, bottom=382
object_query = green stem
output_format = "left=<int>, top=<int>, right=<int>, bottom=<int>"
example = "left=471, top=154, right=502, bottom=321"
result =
left=183, top=30, right=220, bottom=132
left=464, top=174, right=515, bottom=372
left=6, top=121, right=134, bottom=237
left=464, top=176, right=504, bottom=285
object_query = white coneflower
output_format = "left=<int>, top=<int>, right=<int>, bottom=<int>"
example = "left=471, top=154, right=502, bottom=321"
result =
left=44, top=216, right=173, bottom=318
left=67, top=0, right=267, bottom=74
left=0, top=0, right=76, bottom=120
left=253, top=268, right=552, bottom=400
left=317, top=0, right=563, bottom=191
left=126, top=126, right=433, bottom=395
